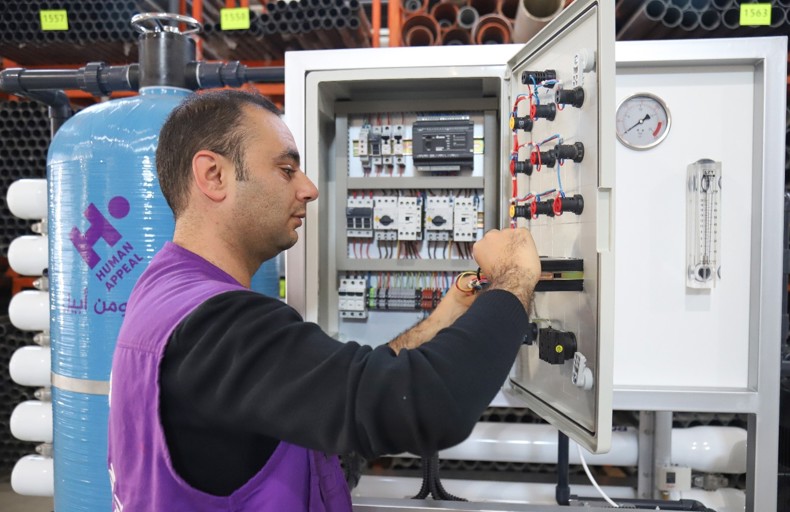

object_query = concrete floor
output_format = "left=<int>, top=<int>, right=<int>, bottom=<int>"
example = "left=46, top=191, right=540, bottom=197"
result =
left=0, top=481, right=52, bottom=512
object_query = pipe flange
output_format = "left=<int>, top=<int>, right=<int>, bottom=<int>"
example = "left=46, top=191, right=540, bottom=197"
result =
left=131, top=12, right=202, bottom=35
left=82, top=62, right=107, bottom=97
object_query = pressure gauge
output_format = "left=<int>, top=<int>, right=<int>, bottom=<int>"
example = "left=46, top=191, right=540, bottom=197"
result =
left=615, top=93, right=671, bottom=150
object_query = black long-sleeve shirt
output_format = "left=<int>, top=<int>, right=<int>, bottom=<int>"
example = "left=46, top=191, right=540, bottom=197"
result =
left=160, top=288, right=528, bottom=496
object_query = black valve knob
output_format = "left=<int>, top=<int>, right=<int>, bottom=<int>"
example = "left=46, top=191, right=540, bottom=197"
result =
left=531, top=103, right=556, bottom=121
left=513, top=116, right=533, bottom=132
left=553, top=194, right=584, bottom=216
left=555, top=142, right=585, bottom=163
left=532, top=150, right=556, bottom=168
left=538, top=327, right=577, bottom=365
left=513, top=160, right=533, bottom=176
left=535, top=200, right=554, bottom=217
left=556, top=86, right=585, bottom=108
left=521, top=69, right=557, bottom=84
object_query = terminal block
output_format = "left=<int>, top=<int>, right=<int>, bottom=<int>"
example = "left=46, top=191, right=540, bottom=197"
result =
left=338, top=276, right=367, bottom=319
left=425, top=196, right=454, bottom=241
left=373, top=195, right=398, bottom=240
left=381, top=125, right=393, bottom=166
left=392, top=124, right=405, bottom=167
left=538, top=327, right=576, bottom=365
left=369, top=126, right=382, bottom=167
left=358, top=127, right=370, bottom=169
left=397, top=196, right=423, bottom=241
left=346, top=196, right=373, bottom=238
left=453, top=197, right=477, bottom=242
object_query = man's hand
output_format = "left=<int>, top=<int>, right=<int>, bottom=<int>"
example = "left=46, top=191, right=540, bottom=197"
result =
left=472, top=228, right=540, bottom=311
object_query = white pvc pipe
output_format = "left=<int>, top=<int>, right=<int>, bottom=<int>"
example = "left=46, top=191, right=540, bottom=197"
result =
left=511, top=0, right=565, bottom=43
left=10, top=400, right=53, bottom=443
left=9, top=289, right=50, bottom=332
left=397, top=423, right=746, bottom=474
left=353, top=476, right=745, bottom=512
left=6, top=179, right=47, bottom=220
left=8, top=235, right=48, bottom=276
left=353, top=476, right=636, bottom=503
left=11, top=455, right=54, bottom=497
left=9, top=345, right=51, bottom=388
left=672, top=426, right=747, bottom=474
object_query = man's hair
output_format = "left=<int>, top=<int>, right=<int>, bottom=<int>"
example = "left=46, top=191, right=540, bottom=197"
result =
left=156, top=89, right=282, bottom=217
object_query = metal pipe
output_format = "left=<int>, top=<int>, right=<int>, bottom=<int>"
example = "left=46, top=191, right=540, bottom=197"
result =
left=669, top=0, right=691, bottom=10
left=692, top=8, right=721, bottom=35
left=615, top=0, right=643, bottom=22
left=617, top=0, right=666, bottom=40
left=711, top=0, right=734, bottom=8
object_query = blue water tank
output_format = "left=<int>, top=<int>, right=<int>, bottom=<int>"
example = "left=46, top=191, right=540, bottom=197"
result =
left=48, top=86, right=190, bottom=511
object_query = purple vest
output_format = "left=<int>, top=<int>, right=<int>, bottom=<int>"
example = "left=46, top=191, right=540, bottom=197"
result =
left=107, top=242, right=352, bottom=511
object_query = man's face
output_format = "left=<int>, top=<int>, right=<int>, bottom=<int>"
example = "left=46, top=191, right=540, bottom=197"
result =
left=231, top=106, right=318, bottom=263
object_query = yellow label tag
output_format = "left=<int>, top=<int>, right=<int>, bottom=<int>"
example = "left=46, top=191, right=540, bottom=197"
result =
left=220, top=7, right=250, bottom=30
left=40, top=10, right=69, bottom=31
left=739, top=3, right=771, bottom=26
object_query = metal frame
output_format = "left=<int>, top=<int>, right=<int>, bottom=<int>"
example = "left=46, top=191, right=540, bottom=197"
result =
left=613, top=36, right=787, bottom=512
left=284, top=32, right=786, bottom=512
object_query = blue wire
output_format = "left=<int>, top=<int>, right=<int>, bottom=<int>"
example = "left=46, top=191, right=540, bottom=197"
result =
left=556, top=166, right=566, bottom=198
left=529, top=75, right=540, bottom=105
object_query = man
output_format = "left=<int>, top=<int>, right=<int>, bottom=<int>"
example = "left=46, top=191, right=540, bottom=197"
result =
left=107, top=89, right=541, bottom=511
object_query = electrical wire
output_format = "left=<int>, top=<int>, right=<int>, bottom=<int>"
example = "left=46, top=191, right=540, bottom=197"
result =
left=577, top=445, right=619, bottom=508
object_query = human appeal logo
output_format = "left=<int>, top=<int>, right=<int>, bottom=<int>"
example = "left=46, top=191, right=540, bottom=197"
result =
left=70, top=196, right=144, bottom=292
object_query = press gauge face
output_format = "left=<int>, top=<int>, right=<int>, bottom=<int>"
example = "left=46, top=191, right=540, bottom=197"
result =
left=615, top=93, right=671, bottom=150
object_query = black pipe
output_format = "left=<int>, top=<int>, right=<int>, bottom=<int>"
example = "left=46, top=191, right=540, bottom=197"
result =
left=555, top=431, right=570, bottom=506
left=14, top=90, right=72, bottom=138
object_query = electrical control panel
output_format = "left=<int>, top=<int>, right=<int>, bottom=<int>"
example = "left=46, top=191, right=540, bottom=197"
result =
left=290, top=0, right=615, bottom=455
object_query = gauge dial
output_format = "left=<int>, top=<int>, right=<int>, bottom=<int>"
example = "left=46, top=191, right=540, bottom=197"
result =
left=615, top=93, right=671, bottom=150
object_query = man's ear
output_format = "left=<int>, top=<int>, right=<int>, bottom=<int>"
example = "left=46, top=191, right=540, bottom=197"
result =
left=191, top=150, right=230, bottom=203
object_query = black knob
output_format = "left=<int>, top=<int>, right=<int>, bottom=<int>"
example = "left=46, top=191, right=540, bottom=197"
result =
left=431, top=215, right=446, bottom=226
left=556, top=86, right=585, bottom=108
left=379, top=215, right=394, bottom=226
left=513, top=116, right=533, bottom=131
left=532, top=104, right=556, bottom=121
left=533, top=150, right=556, bottom=168
left=555, top=142, right=584, bottom=163
left=513, top=160, right=533, bottom=175
left=522, top=322, right=539, bottom=345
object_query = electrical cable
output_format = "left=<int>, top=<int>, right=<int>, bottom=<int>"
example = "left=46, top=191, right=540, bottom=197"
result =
left=577, top=444, right=619, bottom=508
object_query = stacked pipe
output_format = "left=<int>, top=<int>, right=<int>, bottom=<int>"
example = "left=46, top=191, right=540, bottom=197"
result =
left=201, top=0, right=371, bottom=61
left=400, top=0, right=572, bottom=47
left=0, top=101, right=50, bottom=256
left=0, top=1, right=140, bottom=65
left=617, top=0, right=790, bottom=41
left=0, top=320, right=39, bottom=478
left=378, top=407, right=749, bottom=475
left=5, top=176, right=53, bottom=497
